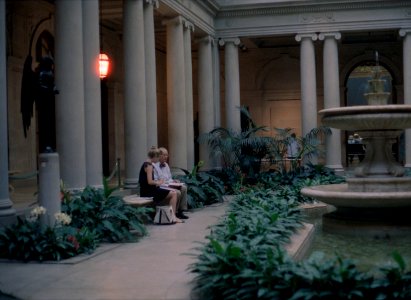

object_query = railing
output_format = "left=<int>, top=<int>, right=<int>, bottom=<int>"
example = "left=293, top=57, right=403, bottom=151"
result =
left=107, top=158, right=122, bottom=188
left=8, top=170, right=38, bottom=193
left=8, top=158, right=122, bottom=192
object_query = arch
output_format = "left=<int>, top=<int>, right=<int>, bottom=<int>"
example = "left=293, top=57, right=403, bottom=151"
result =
left=341, top=52, right=401, bottom=106
left=35, top=30, right=55, bottom=63
left=29, top=15, right=54, bottom=63
left=255, top=53, right=300, bottom=91
left=340, top=52, right=402, bottom=165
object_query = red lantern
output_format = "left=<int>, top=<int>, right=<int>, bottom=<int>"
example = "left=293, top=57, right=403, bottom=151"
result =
left=99, top=53, right=110, bottom=79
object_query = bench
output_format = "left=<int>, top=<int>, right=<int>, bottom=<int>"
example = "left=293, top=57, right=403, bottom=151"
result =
left=122, top=195, right=154, bottom=207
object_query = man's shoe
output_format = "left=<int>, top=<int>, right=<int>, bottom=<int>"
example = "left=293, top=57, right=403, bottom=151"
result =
left=177, top=211, right=189, bottom=219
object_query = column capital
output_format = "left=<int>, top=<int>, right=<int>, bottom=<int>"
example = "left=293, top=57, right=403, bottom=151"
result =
left=162, top=16, right=184, bottom=27
left=295, top=33, right=318, bottom=42
left=196, top=35, right=214, bottom=46
left=218, top=37, right=241, bottom=47
left=183, top=19, right=195, bottom=32
left=318, top=32, right=341, bottom=41
left=145, top=0, right=159, bottom=8
left=399, top=28, right=411, bottom=37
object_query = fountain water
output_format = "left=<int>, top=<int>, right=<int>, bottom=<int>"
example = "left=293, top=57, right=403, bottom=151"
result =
left=302, top=52, right=411, bottom=235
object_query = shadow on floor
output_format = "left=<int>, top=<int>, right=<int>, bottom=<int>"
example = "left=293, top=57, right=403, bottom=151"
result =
left=0, top=291, right=21, bottom=300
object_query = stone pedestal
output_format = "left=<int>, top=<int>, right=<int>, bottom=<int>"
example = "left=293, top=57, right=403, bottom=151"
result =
left=38, top=153, right=61, bottom=227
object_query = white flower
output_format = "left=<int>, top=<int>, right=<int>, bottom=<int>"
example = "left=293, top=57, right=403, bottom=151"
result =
left=54, top=212, right=72, bottom=225
left=27, top=206, right=47, bottom=222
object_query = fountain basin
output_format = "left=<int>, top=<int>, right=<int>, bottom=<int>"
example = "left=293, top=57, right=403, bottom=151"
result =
left=301, top=183, right=411, bottom=208
left=347, top=177, right=411, bottom=192
left=319, top=105, right=411, bottom=131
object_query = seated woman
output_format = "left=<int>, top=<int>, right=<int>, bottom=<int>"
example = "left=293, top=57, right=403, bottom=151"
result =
left=138, top=147, right=183, bottom=223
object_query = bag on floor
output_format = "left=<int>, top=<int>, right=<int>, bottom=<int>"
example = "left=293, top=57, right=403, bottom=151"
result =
left=154, top=205, right=176, bottom=225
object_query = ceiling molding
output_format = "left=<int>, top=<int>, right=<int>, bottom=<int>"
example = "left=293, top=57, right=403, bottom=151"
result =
left=214, top=0, right=411, bottom=17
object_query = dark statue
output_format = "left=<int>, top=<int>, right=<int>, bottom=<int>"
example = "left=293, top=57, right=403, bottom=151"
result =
left=21, top=55, right=58, bottom=153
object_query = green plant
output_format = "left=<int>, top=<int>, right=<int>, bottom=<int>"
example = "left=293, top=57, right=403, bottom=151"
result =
left=175, top=161, right=225, bottom=208
left=0, top=178, right=153, bottom=262
left=190, top=182, right=411, bottom=299
left=0, top=206, right=95, bottom=261
left=198, top=107, right=273, bottom=182
left=62, top=179, right=152, bottom=242
left=270, top=127, right=332, bottom=174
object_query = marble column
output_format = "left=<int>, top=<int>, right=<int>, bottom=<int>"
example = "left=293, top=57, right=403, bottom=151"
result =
left=213, top=38, right=221, bottom=128
left=164, top=16, right=187, bottom=169
left=55, top=0, right=86, bottom=189
left=144, top=0, right=158, bottom=149
left=319, top=32, right=343, bottom=171
left=212, top=38, right=221, bottom=168
left=82, top=0, right=103, bottom=187
left=219, top=38, right=241, bottom=132
left=400, top=29, right=411, bottom=168
left=123, top=0, right=147, bottom=188
left=296, top=33, right=318, bottom=163
left=0, top=0, right=15, bottom=216
left=183, top=20, right=195, bottom=169
left=198, top=36, right=214, bottom=169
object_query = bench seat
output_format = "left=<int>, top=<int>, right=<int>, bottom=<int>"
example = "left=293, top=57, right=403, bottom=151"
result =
left=123, top=195, right=154, bottom=207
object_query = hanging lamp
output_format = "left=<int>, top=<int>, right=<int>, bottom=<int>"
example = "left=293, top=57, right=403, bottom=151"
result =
left=99, top=53, right=110, bottom=79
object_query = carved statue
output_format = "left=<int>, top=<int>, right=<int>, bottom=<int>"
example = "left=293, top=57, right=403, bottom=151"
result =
left=21, top=55, right=58, bottom=153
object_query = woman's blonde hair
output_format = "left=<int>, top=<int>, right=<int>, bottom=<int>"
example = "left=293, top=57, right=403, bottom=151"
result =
left=147, top=146, right=160, bottom=159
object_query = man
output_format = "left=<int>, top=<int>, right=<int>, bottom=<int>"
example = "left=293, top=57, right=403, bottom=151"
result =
left=153, top=147, right=189, bottom=219
left=286, top=133, right=300, bottom=159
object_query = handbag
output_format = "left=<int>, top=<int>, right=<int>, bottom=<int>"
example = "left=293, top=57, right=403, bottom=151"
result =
left=153, top=205, right=176, bottom=225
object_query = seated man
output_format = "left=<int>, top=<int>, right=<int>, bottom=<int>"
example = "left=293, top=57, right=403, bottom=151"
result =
left=153, top=147, right=189, bottom=219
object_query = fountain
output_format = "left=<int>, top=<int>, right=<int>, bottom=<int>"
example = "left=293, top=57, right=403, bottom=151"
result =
left=301, top=52, right=411, bottom=235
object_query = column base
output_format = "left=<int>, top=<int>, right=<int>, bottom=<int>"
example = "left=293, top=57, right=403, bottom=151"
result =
left=325, top=164, right=344, bottom=174
left=0, top=198, right=16, bottom=217
left=123, top=178, right=139, bottom=190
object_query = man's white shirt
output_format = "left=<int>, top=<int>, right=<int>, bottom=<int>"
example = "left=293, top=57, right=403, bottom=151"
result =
left=153, top=162, right=173, bottom=183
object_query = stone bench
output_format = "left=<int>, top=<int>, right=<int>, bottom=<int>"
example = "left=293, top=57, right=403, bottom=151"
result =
left=122, top=195, right=154, bottom=207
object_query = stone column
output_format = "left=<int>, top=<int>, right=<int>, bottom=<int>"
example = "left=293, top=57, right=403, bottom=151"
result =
left=219, top=38, right=241, bottom=132
left=0, top=0, right=15, bottom=217
left=296, top=33, right=318, bottom=163
left=123, top=0, right=147, bottom=188
left=144, top=0, right=158, bottom=149
left=198, top=36, right=214, bottom=169
left=164, top=17, right=187, bottom=169
left=213, top=38, right=221, bottom=128
left=319, top=32, right=343, bottom=171
left=183, top=20, right=195, bottom=169
left=400, top=28, right=411, bottom=168
left=55, top=0, right=86, bottom=189
left=211, top=38, right=222, bottom=169
left=82, top=0, right=103, bottom=187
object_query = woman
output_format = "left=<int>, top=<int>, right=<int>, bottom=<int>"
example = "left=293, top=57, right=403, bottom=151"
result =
left=138, top=147, right=182, bottom=223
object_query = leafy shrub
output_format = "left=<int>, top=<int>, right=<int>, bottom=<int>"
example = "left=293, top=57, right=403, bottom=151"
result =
left=175, top=161, right=225, bottom=208
left=190, top=185, right=411, bottom=299
left=0, top=207, right=96, bottom=261
left=0, top=179, right=152, bottom=262
left=61, top=181, right=152, bottom=242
